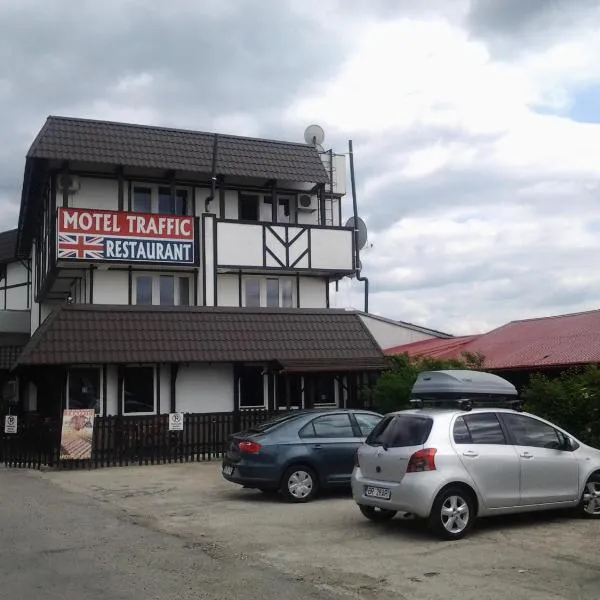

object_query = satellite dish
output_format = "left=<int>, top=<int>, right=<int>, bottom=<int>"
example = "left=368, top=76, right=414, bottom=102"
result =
left=304, top=124, right=325, bottom=147
left=345, top=216, right=368, bottom=251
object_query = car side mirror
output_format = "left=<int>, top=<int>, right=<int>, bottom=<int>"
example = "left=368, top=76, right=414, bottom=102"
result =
left=561, top=436, right=573, bottom=451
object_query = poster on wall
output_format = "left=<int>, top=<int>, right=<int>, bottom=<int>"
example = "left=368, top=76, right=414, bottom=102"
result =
left=60, top=409, right=95, bottom=460
left=56, top=207, right=195, bottom=265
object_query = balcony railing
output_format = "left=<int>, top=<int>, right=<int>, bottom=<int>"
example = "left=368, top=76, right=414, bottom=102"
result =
left=213, top=219, right=355, bottom=274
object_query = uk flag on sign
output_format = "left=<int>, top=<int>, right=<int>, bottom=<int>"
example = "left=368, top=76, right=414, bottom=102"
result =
left=58, top=234, right=105, bottom=260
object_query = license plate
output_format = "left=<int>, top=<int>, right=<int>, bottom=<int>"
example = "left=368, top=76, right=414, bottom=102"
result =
left=365, top=485, right=391, bottom=500
left=222, top=465, right=234, bottom=476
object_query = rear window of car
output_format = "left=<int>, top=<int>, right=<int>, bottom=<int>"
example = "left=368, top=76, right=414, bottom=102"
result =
left=246, top=413, right=302, bottom=433
left=366, top=415, right=433, bottom=448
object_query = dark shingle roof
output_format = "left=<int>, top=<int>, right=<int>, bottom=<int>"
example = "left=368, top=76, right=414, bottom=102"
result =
left=0, top=333, right=30, bottom=370
left=0, top=229, right=18, bottom=264
left=27, top=116, right=329, bottom=183
left=17, top=305, right=385, bottom=371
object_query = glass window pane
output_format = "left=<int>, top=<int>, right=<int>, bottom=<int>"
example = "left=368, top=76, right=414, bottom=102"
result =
left=276, top=374, right=302, bottom=409
left=278, top=198, right=290, bottom=223
left=464, top=413, right=506, bottom=445
left=158, top=187, right=172, bottom=214
left=355, top=413, right=382, bottom=437
left=133, top=187, right=152, bottom=213
left=239, top=367, right=265, bottom=408
left=123, top=367, right=154, bottom=414
left=310, top=414, right=355, bottom=438
left=135, top=276, right=153, bottom=305
left=239, top=195, right=259, bottom=221
left=245, top=278, right=261, bottom=307
left=502, top=414, right=562, bottom=449
left=159, top=275, right=175, bottom=306
left=266, top=279, right=279, bottom=308
left=313, top=374, right=335, bottom=405
left=178, top=277, right=190, bottom=306
left=68, top=368, right=101, bottom=413
left=175, top=190, right=188, bottom=216
left=369, top=415, right=433, bottom=448
left=281, top=279, right=293, bottom=308
left=453, top=416, right=472, bottom=444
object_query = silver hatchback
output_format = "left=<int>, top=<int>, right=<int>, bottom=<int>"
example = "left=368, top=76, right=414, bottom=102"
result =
left=352, top=406, right=600, bottom=539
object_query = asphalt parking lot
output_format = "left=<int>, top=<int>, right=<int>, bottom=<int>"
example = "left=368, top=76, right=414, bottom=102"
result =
left=40, top=462, right=600, bottom=600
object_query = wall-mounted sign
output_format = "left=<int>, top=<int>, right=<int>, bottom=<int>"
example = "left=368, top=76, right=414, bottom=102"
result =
left=4, top=415, right=17, bottom=434
left=57, top=208, right=195, bottom=265
left=169, top=412, right=184, bottom=431
left=60, top=409, right=95, bottom=460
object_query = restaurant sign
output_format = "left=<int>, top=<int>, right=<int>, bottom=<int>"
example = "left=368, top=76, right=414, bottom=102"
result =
left=57, top=208, right=195, bottom=265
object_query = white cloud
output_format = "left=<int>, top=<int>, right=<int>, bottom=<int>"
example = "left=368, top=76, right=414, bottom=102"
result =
left=311, top=13, right=600, bottom=336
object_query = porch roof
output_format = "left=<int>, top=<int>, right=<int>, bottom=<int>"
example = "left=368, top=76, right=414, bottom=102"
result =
left=16, top=305, right=386, bottom=372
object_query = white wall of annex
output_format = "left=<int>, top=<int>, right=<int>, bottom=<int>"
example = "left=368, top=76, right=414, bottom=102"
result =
left=71, top=177, right=119, bottom=211
left=159, top=364, right=170, bottom=414
left=359, top=314, right=439, bottom=350
left=296, top=207, right=319, bottom=226
left=105, top=366, right=119, bottom=416
left=92, top=269, right=128, bottom=305
left=6, top=261, right=28, bottom=286
left=299, top=277, right=327, bottom=308
left=217, top=274, right=239, bottom=307
left=6, top=283, right=29, bottom=311
left=177, top=364, right=234, bottom=413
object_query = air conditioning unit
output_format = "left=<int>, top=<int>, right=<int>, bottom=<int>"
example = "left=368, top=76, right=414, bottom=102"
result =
left=57, top=174, right=80, bottom=194
left=297, top=194, right=317, bottom=212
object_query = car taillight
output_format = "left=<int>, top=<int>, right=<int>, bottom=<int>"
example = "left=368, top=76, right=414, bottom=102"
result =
left=406, top=448, right=437, bottom=472
left=354, top=449, right=360, bottom=467
left=238, top=441, right=262, bottom=454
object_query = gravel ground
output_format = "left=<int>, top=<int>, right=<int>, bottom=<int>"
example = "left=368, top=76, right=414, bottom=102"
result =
left=38, top=461, right=600, bottom=600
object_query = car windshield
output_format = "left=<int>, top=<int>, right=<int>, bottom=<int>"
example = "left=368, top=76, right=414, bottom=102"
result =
left=366, top=414, right=433, bottom=448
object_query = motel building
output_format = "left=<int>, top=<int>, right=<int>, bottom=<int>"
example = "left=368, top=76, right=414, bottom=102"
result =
left=0, top=115, right=392, bottom=439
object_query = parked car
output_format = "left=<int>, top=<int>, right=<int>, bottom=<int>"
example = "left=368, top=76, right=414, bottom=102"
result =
left=352, top=407, right=600, bottom=540
left=222, top=409, right=382, bottom=502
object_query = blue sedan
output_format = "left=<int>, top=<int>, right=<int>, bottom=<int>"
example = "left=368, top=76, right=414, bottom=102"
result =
left=221, top=409, right=382, bottom=502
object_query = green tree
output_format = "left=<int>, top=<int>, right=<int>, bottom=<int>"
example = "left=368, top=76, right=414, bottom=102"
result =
left=522, top=366, right=600, bottom=448
left=366, top=351, right=485, bottom=414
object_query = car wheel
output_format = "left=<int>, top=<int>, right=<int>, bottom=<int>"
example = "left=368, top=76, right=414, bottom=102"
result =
left=281, top=466, right=318, bottom=503
left=578, top=474, right=600, bottom=518
left=359, top=505, right=397, bottom=522
left=428, top=486, right=475, bottom=540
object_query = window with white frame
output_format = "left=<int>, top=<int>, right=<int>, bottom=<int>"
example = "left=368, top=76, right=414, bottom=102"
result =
left=239, top=193, right=295, bottom=224
left=68, top=367, right=102, bottom=414
left=132, top=184, right=189, bottom=215
left=134, top=273, right=192, bottom=306
left=243, top=277, right=294, bottom=308
left=123, top=366, right=156, bottom=415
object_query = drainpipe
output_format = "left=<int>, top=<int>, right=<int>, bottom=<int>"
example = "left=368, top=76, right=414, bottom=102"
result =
left=205, top=134, right=219, bottom=212
left=348, top=139, right=369, bottom=313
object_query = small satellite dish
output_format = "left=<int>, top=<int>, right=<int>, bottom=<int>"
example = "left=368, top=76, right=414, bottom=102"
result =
left=304, top=124, right=325, bottom=147
left=345, top=216, right=368, bottom=251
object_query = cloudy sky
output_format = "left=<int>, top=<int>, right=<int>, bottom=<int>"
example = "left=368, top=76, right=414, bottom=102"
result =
left=2, top=0, right=600, bottom=335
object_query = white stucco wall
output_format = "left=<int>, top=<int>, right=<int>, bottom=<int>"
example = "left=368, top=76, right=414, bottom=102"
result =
left=359, top=314, right=442, bottom=350
left=92, top=269, right=129, bottom=304
left=299, top=277, right=327, bottom=308
left=176, top=364, right=234, bottom=413
left=70, top=177, right=119, bottom=210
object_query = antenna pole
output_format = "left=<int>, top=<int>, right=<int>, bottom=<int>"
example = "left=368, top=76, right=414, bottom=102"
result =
left=348, top=139, right=369, bottom=313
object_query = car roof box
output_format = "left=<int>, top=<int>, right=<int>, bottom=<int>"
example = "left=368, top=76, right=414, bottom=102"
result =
left=411, top=370, right=518, bottom=398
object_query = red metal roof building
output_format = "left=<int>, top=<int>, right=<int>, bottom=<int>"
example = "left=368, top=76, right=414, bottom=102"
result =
left=385, top=309, right=600, bottom=371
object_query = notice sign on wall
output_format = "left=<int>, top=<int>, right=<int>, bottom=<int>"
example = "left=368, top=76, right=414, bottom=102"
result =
left=4, top=415, right=17, bottom=434
left=57, top=208, right=195, bottom=265
left=60, top=409, right=95, bottom=460
left=169, top=413, right=184, bottom=432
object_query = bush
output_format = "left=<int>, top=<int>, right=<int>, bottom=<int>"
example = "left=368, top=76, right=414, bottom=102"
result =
left=366, top=351, right=485, bottom=414
left=522, top=366, right=600, bottom=448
